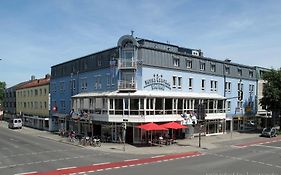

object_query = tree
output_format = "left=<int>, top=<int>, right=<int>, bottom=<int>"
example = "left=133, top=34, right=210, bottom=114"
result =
left=0, top=81, right=6, bottom=110
left=260, top=68, right=281, bottom=131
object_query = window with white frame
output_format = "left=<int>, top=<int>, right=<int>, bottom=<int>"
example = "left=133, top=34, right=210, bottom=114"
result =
left=249, top=84, right=255, bottom=94
left=225, top=82, right=231, bottom=93
left=237, top=101, right=243, bottom=109
left=238, top=68, right=242, bottom=76
left=178, top=77, right=182, bottom=89
left=210, top=63, right=216, bottom=72
left=172, top=76, right=177, bottom=88
left=225, top=66, right=230, bottom=75
left=249, top=71, right=254, bottom=78
left=200, top=61, right=206, bottom=71
left=210, top=80, right=218, bottom=92
left=227, top=101, right=231, bottom=112
left=201, top=79, right=205, bottom=91
left=107, top=74, right=110, bottom=87
left=81, top=78, right=87, bottom=91
left=186, top=59, right=192, bottom=69
left=173, top=58, right=180, bottom=67
left=188, top=78, right=193, bottom=90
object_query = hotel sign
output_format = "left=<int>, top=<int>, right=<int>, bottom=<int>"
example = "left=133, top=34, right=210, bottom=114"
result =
left=144, top=74, right=171, bottom=90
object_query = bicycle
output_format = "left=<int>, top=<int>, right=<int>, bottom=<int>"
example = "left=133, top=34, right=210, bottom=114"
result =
left=91, top=136, right=101, bottom=147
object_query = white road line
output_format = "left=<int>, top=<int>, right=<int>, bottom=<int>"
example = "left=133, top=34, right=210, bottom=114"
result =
left=265, top=164, right=273, bottom=167
left=96, top=169, right=103, bottom=172
left=105, top=168, right=112, bottom=170
left=92, top=162, right=110, bottom=166
left=254, top=144, right=281, bottom=149
left=129, top=164, right=136, bottom=167
left=57, top=166, right=77, bottom=170
left=113, top=167, right=120, bottom=169
left=137, top=164, right=143, bottom=166
left=14, top=171, right=38, bottom=175
left=151, top=155, right=164, bottom=158
left=124, top=159, right=138, bottom=162
left=121, top=165, right=128, bottom=168
left=78, top=172, right=86, bottom=174
left=87, top=170, right=95, bottom=173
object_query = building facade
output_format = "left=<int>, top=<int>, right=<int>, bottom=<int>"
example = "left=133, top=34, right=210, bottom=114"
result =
left=51, top=34, right=258, bottom=143
left=16, top=75, right=50, bottom=130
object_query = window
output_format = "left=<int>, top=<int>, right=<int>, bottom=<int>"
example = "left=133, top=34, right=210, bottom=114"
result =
left=225, top=82, right=231, bottom=93
left=225, top=66, right=230, bottom=75
left=98, top=59, right=102, bottom=67
left=186, top=59, right=192, bottom=69
left=200, top=61, right=205, bottom=71
left=59, top=82, right=64, bottom=92
left=35, top=89, right=38, bottom=96
left=237, top=101, right=243, bottom=109
left=249, top=71, right=254, bottom=78
left=188, top=78, right=193, bottom=90
left=81, top=78, right=88, bottom=91
left=173, top=58, right=180, bottom=67
left=107, top=75, right=110, bottom=87
left=178, top=77, right=182, bottom=89
left=211, top=80, right=218, bottom=92
left=238, top=68, right=242, bottom=76
left=249, top=84, right=255, bottom=94
left=227, top=101, right=231, bottom=112
left=201, top=79, right=205, bottom=90
left=172, top=76, right=177, bottom=88
left=210, top=63, right=216, bottom=72
left=238, top=81, right=243, bottom=101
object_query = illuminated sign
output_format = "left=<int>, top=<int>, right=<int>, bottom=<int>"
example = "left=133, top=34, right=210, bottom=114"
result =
left=144, top=74, right=171, bottom=90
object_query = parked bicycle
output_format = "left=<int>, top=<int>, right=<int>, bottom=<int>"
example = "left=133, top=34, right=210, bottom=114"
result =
left=91, top=136, right=101, bottom=147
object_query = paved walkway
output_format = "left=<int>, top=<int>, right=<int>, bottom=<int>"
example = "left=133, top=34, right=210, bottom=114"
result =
left=0, top=121, right=262, bottom=155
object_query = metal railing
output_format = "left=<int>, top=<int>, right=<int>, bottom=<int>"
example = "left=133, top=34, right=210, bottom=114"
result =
left=118, top=60, right=137, bottom=69
left=118, top=80, right=136, bottom=91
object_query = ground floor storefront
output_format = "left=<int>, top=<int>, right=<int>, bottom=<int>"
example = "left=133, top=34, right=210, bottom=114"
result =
left=22, top=115, right=49, bottom=131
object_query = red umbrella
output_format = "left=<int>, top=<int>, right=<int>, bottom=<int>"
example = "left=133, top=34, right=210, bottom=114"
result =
left=137, top=122, right=168, bottom=145
left=160, top=121, right=188, bottom=129
left=137, top=122, right=168, bottom=131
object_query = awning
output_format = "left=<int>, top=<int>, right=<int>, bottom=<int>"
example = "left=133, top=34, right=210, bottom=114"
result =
left=160, top=122, right=187, bottom=129
left=137, top=122, right=168, bottom=131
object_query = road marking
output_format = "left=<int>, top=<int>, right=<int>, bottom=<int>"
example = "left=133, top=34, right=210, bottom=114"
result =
left=105, top=168, right=112, bottom=170
left=92, top=162, right=110, bottom=166
left=124, top=158, right=138, bottom=162
left=14, top=171, right=38, bottom=175
left=254, top=144, right=281, bottom=149
left=57, top=166, right=77, bottom=170
left=151, top=155, right=165, bottom=158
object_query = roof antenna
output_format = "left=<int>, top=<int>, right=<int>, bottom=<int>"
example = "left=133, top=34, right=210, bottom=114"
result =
left=131, top=30, right=134, bottom=36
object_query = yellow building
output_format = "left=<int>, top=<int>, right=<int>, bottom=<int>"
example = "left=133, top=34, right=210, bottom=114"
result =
left=16, top=75, right=50, bottom=130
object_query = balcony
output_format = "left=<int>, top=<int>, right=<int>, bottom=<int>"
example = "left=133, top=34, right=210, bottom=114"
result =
left=118, top=80, right=136, bottom=92
left=118, top=59, right=137, bottom=69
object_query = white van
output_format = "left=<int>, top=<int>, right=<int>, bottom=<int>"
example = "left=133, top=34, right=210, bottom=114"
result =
left=8, top=118, right=23, bottom=129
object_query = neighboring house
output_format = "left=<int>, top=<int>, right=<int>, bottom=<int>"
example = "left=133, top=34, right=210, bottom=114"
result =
left=16, top=75, right=50, bottom=130
left=51, top=34, right=258, bottom=143
left=3, top=81, right=30, bottom=119
left=255, top=67, right=272, bottom=128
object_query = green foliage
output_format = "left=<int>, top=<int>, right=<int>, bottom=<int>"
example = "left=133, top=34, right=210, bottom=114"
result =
left=0, top=81, right=6, bottom=109
left=260, top=68, right=281, bottom=111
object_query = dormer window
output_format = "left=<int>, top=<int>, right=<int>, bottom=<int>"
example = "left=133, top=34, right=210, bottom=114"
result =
left=238, top=68, right=242, bottom=76
left=200, top=61, right=205, bottom=71
left=173, top=58, right=180, bottom=67
left=210, top=63, right=216, bottom=72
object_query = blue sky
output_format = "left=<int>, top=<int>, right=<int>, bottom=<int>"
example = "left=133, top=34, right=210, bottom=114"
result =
left=1, top=0, right=281, bottom=87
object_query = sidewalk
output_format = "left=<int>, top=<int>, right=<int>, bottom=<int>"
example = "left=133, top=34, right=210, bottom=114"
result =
left=0, top=121, right=262, bottom=155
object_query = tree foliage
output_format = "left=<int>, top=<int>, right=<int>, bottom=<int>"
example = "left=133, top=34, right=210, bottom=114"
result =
left=260, top=68, right=281, bottom=128
left=0, top=81, right=6, bottom=109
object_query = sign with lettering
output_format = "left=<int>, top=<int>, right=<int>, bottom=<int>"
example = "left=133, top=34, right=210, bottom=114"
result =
left=144, top=74, right=171, bottom=90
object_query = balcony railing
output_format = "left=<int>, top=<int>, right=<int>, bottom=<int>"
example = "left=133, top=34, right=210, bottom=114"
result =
left=118, top=59, right=137, bottom=69
left=118, top=80, right=136, bottom=91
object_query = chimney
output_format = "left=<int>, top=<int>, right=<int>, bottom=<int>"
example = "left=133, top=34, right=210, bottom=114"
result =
left=31, top=75, right=35, bottom=80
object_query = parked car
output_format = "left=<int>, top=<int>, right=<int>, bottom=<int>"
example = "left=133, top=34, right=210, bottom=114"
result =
left=261, top=127, right=277, bottom=138
left=8, top=118, right=22, bottom=129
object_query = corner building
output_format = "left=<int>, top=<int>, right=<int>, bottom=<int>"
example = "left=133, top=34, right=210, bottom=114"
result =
left=51, top=34, right=258, bottom=143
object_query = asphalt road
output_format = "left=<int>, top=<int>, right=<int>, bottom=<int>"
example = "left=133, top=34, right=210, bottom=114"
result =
left=1, top=124, right=281, bottom=175
left=0, top=126, right=150, bottom=175
left=86, top=141, right=281, bottom=175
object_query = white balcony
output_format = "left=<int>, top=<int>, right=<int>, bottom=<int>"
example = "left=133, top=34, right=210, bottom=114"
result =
left=118, top=80, right=136, bottom=91
left=118, top=59, right=137, bottom=69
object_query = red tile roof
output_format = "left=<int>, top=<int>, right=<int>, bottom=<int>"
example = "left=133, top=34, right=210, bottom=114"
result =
left=17, top=77, right=50, bottom=90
